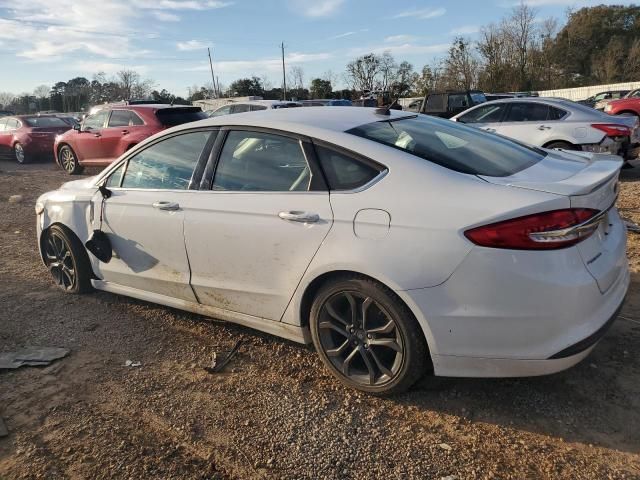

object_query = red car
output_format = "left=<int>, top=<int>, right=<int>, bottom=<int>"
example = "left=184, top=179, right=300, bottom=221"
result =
left=54, top=104, right=207, bottom=174
left=0, top=115, right=71, bottom=164
left=604, top=93, right=640, bottom=117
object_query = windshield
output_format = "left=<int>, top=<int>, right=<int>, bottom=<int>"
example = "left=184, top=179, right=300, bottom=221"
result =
left=346, top=115, right=545, bottom=177
left=24, top=117, right=69, bottom=128
left=155, top=108, right=207, bottom=126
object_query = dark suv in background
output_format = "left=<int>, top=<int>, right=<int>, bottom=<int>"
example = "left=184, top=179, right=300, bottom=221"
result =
left=54, top=104, right=206, bottom=174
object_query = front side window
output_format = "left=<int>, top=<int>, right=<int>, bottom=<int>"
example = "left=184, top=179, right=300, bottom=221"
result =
left=121, top=131, right=211, bottom=190
left=316, top=145, right=382, bottom=191
left=347, top=115, right=545, bottom=177
left=5, top=119, right=19, bottom=130
left=213, top=131, right=310, bottom=192
left=83, top=110, right=108, bottom=130
left=0, top=119, right=6, bottom=131
left=105, top=162, right=125, bottom=187
left=458, top=104, right=506, bottom=124
left=24, top=117, right=67, bottom=128
left=251, top=105, right=267, bottom=111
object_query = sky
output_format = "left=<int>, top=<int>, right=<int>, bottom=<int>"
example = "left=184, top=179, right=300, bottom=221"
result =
left=0, top=0, right=635, bottom=97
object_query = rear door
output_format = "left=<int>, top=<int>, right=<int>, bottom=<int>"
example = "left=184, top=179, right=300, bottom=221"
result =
left=493, top=102, right=565, bottom=146
left=182, top=128, right=333, bottom=320
left=96, top=129, right=214, bottom=300
left=101, top=109, right=145, bottom=159
left=0, top=118, right=10, bottom=155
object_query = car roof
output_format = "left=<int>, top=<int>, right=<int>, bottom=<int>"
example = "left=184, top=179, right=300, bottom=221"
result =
left=175, top=106, right=415, bottom=136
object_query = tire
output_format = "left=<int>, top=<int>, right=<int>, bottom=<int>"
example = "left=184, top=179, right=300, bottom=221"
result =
left=310, top=276, right=428, bottom=396
left=58, top=145, right=84, bottom=175
left=545, top=141, right=577, bottom=151
left=14, top=143, right=27, bottom=164
left=42, top=225, right=92, bottom=294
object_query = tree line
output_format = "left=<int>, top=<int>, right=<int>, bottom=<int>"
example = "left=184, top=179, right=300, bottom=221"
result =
left=1, top=4, right=638, bottom=114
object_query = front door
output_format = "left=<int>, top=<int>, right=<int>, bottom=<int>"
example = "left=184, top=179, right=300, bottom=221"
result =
left=101, top=109, right=146, bottom=160
left=76, top=110, right=109, bottom=162
left=182, top=129, right=333, bottom=321
left=94, top=129, right=214, bottom=301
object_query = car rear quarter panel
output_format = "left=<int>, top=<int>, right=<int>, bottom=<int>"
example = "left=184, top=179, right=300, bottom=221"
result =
left=281, top=139, right=569, bottom=326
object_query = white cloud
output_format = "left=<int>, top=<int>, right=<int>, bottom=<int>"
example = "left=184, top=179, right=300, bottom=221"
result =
left=393, top=7, right=446, bottom=19
left=290, top=0, right=344, bottom=17
left=450, top=25, right=480, bottom=35
left=327, top=28, right=368, bottom=40
left=132, top=0, right=233, bottom=9
left=187, top=51, right=332, bottom=74
left=177, top=40, right=209, bottom=51
left=152, top=11, right=181, bottom=21
left=384, top=34, right=417, bottom=43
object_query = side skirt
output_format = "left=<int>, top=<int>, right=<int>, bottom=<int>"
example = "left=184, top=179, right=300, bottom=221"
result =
left=92, top=280, right=311, bottom=344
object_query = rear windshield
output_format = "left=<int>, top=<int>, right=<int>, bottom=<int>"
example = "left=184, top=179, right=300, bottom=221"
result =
left=346, top=115, right=545, bottom=177
left=155, top=108, right=207, bottom=126
left=24, top=117, right=69, bottom=128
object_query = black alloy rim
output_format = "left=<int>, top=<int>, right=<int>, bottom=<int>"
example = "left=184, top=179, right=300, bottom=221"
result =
left=317, top=291, right=404, bottom=386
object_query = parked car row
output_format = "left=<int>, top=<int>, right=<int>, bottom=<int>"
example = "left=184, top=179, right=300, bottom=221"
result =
left=206, top=99, right=352, bottom=117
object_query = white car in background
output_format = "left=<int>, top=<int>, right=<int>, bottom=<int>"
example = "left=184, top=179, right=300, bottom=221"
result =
left=207, top=100, right=300, bottom=117
left=452, top=97, right=639, bottom=159
left=36, top=108, right=628, bottom=395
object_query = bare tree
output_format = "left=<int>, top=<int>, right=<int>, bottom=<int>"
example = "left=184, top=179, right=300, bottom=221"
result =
left=345, top=54, right=381, bottom=94
left=443, top=37, right=479, bottom=89
left=503, top=2, right=537, bottom=90
left=0, top=92, right=15, bottom=109
left=117, top=70, right=141, bottom=99
left=289, top=66, right=305, bottom=98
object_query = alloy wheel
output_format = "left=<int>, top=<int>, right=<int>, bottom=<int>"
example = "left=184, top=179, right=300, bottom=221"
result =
left=44, top=231, right=76, bottom=291
left=317, top=291, right=405, bottom=387
left=14, top=144, right=25, bottom=163
left=60, top=147, right=76, bottom=173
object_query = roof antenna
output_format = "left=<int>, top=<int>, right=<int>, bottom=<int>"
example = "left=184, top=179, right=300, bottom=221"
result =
left=375, top=85, right=406, bottom=116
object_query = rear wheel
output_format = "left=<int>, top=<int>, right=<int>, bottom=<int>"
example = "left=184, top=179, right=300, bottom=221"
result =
left=14, top=143, right=27, bottom=164
left=43, top=225, right=92, bottom=294
left=310, top=276, right=428, bottom=395
left=59, top=145, right=84, bottom=175
left=545, top=141, right=577, bottom=151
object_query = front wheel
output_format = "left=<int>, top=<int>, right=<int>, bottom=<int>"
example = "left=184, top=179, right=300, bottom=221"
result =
left=43, top=225, right=92, bottom=294
left=310, top=276, right=428, bottom=395
left=58, top=145, right=84, bottom=175
left=14, top=143, right=27, bottom=164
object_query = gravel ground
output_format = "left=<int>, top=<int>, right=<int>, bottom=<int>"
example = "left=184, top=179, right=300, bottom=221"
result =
left=1, top=158, right=639, bottom=480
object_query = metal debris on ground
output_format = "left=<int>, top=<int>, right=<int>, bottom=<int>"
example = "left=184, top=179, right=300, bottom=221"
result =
left=205, top=340, right=243, bottom=374
left=124, top=360, right=142, bottom=367
left=8, top=195, right=23, bottom=204
left=622, top=217, right=640, bottom=233
left=0, top=347, right=69, bottom=370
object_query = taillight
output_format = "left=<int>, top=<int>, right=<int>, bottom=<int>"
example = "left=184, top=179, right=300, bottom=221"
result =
left=591, top=123, right=631, bottom=137
left=464, top=208, right=600, bottom=250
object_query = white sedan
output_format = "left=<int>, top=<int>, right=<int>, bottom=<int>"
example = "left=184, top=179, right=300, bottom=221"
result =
left=451, top=97, right=639, bottom=159
left=36, top=107, right=629, bottom=395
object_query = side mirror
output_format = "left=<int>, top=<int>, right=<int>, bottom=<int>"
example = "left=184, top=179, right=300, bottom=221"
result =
left=73, top=123, right=81, bottom=131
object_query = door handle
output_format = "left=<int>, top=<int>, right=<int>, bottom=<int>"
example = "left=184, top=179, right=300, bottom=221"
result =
left=538, top=125, right=551, bottom=130
left=153, top=201, right=180, bottom=211
left=122, top=130, right=129, bottom=135
left=93, top=133, right=101, bottom=137
left=278, top=211, right=319, bottom=223
left=483, top=128, right=496, bottom=133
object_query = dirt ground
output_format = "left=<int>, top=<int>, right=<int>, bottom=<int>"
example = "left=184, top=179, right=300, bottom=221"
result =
left=1, top=158, right=639, bottom=480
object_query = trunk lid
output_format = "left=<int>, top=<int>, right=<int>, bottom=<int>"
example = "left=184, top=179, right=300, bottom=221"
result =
left=480, top=150, right=625, bottom=293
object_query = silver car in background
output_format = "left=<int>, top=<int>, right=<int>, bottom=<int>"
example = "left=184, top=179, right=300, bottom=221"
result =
left=452, top=97, right=640, bottom=159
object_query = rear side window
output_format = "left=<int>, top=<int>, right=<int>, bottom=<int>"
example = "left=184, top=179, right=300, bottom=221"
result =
left=108, top=110, right=143, bottom=127
left=121, top=131, right=211, bottom=190
left=505, top=103, right=554, bottom=122
left=251, top=105, right=267, bottom=111
left=213, top=131, right=310, bottom=192
left=315, top=145, right=382, bottom=190
left=548, top=106, right=566, bottom=120
left=448, top=94, right=469, bottom=109
left=155, top=108, right=207, bottom=127
left=231, top=104, right=251, bottom=114
left=24, top=117, right=68, bottom=127
left=346, top=115, right=545, bottom=177
left=425, top=95, right=445, bottom=111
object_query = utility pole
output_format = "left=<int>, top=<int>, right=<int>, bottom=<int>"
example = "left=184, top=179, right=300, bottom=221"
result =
left=281, top=42, right=287, bottom=101
left=208, top=47, right=218, bottom=98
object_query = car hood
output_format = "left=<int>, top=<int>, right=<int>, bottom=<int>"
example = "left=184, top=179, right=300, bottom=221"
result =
left=478, top=149, right=622, bottom=196
left=59, top=176, right=98, bottom=191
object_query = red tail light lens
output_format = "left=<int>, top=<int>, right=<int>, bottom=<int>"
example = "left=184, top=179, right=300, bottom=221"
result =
left=591, top=123, right=631, bottom=137
left=465, top=208, right=600, bottom=250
